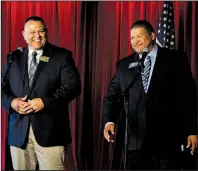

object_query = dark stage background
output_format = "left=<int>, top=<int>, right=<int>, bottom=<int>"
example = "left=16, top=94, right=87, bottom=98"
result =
left=1, top=1, right=198, bottom=170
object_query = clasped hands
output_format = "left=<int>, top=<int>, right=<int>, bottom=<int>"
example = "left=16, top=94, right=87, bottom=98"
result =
left=11, top=95, right=44, bottom=114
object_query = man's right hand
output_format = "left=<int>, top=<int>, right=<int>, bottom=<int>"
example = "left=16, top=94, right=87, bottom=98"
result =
left=104, top=123, right=115, bottom=142
left=11, top=95, right=30, bottom=114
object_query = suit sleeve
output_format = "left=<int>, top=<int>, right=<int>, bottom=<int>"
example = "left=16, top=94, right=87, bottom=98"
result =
left=41, top=51, right=81, bottom=110
left=178, top=51, right=197, bottom=136
left=103, top=61, right=122, bottom=126
left=1, top=64, right=16, bottom=114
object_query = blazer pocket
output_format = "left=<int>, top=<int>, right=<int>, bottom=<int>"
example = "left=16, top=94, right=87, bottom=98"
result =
left=42, top=70, right=58, bottom=79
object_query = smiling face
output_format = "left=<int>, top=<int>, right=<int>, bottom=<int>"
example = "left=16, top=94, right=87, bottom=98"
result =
left=22, top=20, right=47, bottom=50
left=130, top=27, right=155, bottom=54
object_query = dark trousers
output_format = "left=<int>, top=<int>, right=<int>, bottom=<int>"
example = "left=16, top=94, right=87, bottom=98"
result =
left=123, top=149, right=182, bottom=170
left=181, top=148, right=197, bottom=170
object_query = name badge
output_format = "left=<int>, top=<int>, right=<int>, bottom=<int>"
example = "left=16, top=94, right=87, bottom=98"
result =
left=128, top=62, right=138, bottom=69
left=39, top=56, right=50, bottom=62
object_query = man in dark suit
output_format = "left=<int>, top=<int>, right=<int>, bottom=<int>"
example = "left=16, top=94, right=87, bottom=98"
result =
left=103, top=20, right=197, bottom=170
left=2, top=16, right=81, bottom=170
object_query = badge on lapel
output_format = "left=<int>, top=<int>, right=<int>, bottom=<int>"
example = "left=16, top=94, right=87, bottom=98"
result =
left=39, top=56, right=50, bottom=62
left=128, top=62, right=138, bottom=69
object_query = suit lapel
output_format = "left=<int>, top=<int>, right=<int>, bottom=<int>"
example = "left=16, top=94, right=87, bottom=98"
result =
left=147, top=47, right=165, bottom=96
left=18, top=48, right=30, bottom=94
left=30, top=43, right=52, bottom=91
left=124, top=53, right=140, bottom=86
left=123, top=53, right=142, bottom=106
left=18, top=48, right=28, bottom=80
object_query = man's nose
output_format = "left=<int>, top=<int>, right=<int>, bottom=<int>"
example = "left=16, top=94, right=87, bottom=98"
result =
left=35, top=31, right=41, bottom=37
left=135, top=38, right=140, bottom=44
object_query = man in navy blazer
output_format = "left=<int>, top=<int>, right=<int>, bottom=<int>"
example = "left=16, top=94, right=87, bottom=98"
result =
left=2, top=16, right=81, bottom=170
left=103, top=20, right=197, bottom=170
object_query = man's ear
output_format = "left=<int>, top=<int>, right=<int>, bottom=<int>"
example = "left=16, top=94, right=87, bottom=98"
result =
left=45, top=28, right=48, bottom=38
left=22, top=31, right=25, bottom=40
left=151, top=32, right=156, bottom=41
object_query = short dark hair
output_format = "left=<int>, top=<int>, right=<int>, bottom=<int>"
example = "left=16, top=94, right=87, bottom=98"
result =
left=130, top=20, right=154, bottom=35
left=25, top=16, right=46, bottom=28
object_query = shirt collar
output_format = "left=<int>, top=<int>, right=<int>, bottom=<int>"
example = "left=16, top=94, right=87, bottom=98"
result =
left=139, top=44, right=158, bottom=60
left=28, top=46, right=43, bottom=57
left=148, top=44, right=158, bottom=60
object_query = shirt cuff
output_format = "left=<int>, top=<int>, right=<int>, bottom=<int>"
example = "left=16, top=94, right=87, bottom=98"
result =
left=105, top=122, right=115, bottom=127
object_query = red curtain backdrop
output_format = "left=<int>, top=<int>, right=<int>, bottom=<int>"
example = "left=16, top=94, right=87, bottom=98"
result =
left=1, top=1, right=198, bottom=170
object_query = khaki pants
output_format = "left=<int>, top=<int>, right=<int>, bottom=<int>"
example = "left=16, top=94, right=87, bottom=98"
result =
left=10, top=125, right=65, bottom=170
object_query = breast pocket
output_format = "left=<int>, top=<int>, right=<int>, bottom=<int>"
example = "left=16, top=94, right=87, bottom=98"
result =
left=42, top=68, right=59, bottom=80
left=38, top=69, right=60, bottom=91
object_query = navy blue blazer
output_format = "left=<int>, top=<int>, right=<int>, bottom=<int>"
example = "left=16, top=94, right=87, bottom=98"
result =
left=2, top=42, right=81, bottom=148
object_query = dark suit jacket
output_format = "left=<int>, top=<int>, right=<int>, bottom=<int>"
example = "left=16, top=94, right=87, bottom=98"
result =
left=103, top=46, right=197, bottom=153
left=2, top=42, right=81, bottom=148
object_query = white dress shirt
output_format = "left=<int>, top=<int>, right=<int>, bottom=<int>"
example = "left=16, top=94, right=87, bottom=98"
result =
left=28, top=46, right=43, bottom=72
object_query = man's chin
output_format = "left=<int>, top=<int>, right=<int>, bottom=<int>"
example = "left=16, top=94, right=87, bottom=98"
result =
left=31, top=45, right=44, bottom=50
left=134, top=49, right=143, bottom=54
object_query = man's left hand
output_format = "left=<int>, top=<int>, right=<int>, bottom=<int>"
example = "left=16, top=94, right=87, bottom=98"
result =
left=186, top=135, right=198, bottom=155
left=24, top=98, right=44, bottom=114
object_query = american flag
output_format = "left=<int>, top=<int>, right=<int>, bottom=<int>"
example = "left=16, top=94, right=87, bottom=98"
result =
left=156, top=1, right=175, bottom=49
